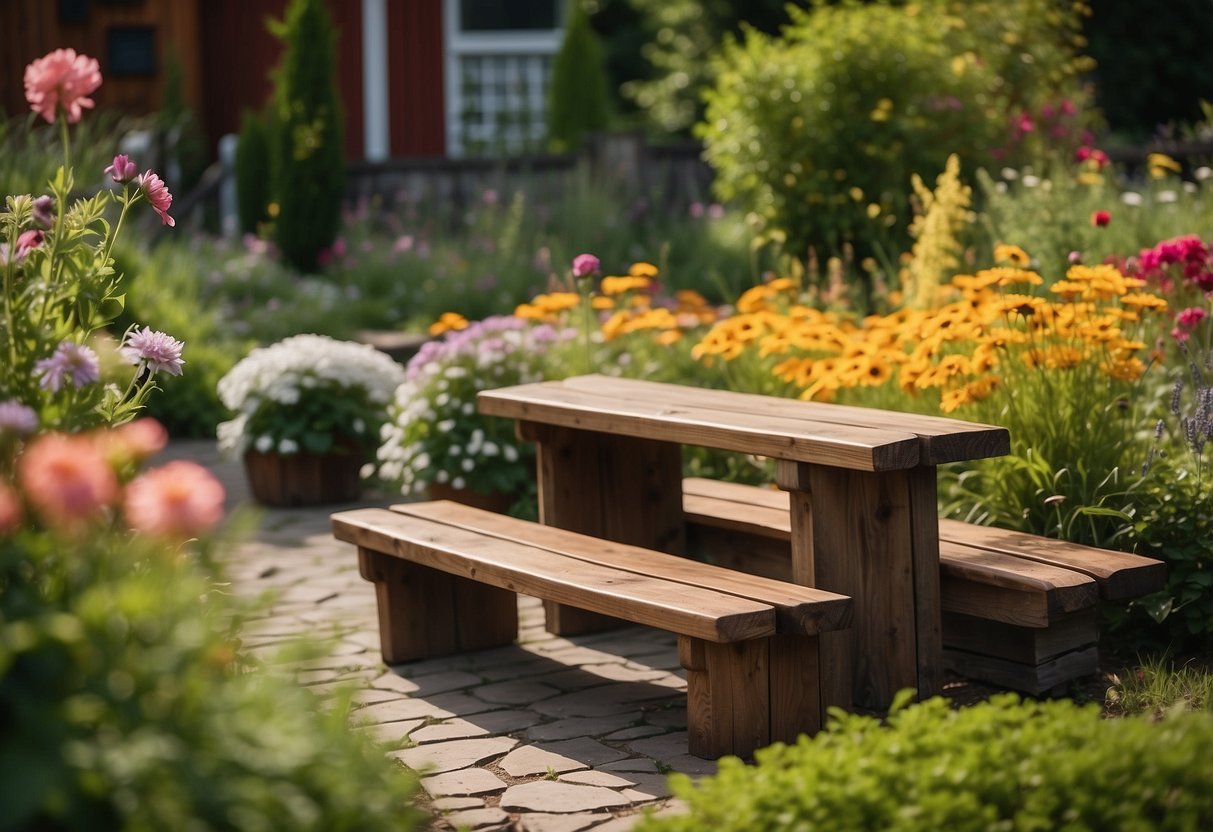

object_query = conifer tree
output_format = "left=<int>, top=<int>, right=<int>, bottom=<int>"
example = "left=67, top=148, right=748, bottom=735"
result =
left=269, top=0, right=344, bottom=272
left=235, top=108, right=273, bottom=235
left=547, top=0, right=611, bottom=152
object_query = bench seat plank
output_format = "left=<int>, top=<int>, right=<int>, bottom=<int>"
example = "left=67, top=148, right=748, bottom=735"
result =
left=479, top=381, right=922, bottom=472
left=392, top=500, right=853, bottom=637
left=332, top=506, right=776, bottom=644
left=561, top=374, right=1011, bottom=465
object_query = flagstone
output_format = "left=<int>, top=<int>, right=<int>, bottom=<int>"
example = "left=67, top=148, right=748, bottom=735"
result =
left=534, top=738, right=629, bottom=768
left=558, top=771, right=636, bottom=788
left=391, top=736, right=518, bottom=774
left=499, top=781, right=629, bottom=813
left=441, top=807, right=511, bottom=829
left=473, top=680, right=562, bottom=705
left=421, top=767, right=508, bottom=797
left=410, top=718, right=491, bottom=743
left=526, top=713, right=643, bottom=742
left=498, top=745, right=587, bottom=778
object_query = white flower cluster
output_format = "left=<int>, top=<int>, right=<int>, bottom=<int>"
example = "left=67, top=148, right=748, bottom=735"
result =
left=217, top=334, right=406, bottom=455
left=376, top=317, right=572, bottom=496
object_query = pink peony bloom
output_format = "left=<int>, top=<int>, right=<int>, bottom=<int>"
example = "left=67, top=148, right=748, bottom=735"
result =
left=33, top=341, right=100, bottom=392
left=18, top=433, right=119, bottom=529
left=0, top=483, right=21, bottom=536
left=124, top=460, right=225, bottom=539
left=24, top=48, right=102, bottom=124
left=572, top=253, right=600, bottom=279
left=105, top=154, right=138, bottom=184
left=137, top=171, right=175, bottom=227
left=120, top=326, right=185, bottom=376
left=0, top=400, right=38, bottom=436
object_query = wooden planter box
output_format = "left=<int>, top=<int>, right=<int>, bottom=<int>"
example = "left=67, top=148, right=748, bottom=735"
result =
left=243, top=450, right=364, bottom=507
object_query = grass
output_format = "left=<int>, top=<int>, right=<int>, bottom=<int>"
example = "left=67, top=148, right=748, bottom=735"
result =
left=1105, top=656, right=1213, bottom=718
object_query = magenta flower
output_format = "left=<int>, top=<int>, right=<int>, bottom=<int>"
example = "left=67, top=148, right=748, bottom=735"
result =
left=572, top=253, right=600, bottom=279
left=34, top=341, right=101, bottom=392
left=137, top=171, right=175, bottom=227
left=0, top=400, right=38, bottom=436
left=23, top=48, right=102, bottom=124
left=120, top=326, right=185, bottom=376
left=105, top=154, right=138, bottom=184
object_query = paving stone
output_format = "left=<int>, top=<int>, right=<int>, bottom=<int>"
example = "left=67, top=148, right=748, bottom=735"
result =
left=422, top=767, right=508, bottom=797
left=410, top=718, right=490, bottom=743
left=391, top=736, right=518, bottom=774
left=533, top=684, right=681, bottom=719
left=431, top=796, right=485, bottom=811
left=442, top=807, right=511, bottom=830
left=427, top=691, right=508, bottom=717
left=409, top=670, right=485, bottom=695
left=500, top=781, right=630, bottom=813
left=347, top=688, right=403, bottom=707
left=558, top=771, right=636, bottom=788
left=604, top=725, right=666, bottom=742
left=530, top=668, right=615, bottom=692
left=535, top=738, right=629, bottom=768
left=352, top=697, right=451, bottom=724
left=642, top=705, right=686, bottom=729
left=527, top=713, right=643, bottom=742
left=581, top=663, right=671, bottom=684
left=619, top=772, right=673, bottom=801
left=498, top=745, right=587, bottom=778
left=355, top=719, right=424, bottom=747
left=369, top=670, right=420, bottom=694
left=599, top=759, right=659, bottom=774
left=623, top=732, right=688, bottom=762
left=516, top=812, right=608, bottom=832
left=473, top=680, right=562, bottom=705
left=463, top=708, right=543, bottom=735
left=534, top=646, right=629, bottom=666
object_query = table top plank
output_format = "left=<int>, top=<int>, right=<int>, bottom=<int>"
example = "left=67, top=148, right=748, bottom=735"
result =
left=332, top=507, right=776, bottom=643
left=479, top=381, right=921, bottom=471
left=559, top=375, right=1010, bottom=465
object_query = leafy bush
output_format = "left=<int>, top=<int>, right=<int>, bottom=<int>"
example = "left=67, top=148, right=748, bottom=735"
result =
left=235, top=108, right=274, bottom=235
left=697, top=0, right=1092, bottom=264
left=636, top=694, right=1213, bottom=831
left=547, top=0, right=612, bottom=152
left=269, top=0, right=345, bottom=272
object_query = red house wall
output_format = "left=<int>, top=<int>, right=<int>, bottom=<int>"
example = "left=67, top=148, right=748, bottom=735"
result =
left=387, top=0, right=445, bottom=156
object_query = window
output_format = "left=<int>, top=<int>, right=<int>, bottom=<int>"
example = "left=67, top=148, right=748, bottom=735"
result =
left=443, top=0, right=563, bottom=157
left=107, top=27, right=155, bottom=76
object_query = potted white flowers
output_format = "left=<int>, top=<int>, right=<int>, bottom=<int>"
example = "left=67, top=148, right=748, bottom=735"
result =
left=217, top=334, right=405, bottom=506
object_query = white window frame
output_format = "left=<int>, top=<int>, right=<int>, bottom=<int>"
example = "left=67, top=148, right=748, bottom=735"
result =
left=442, top=0, right=563, bottom=156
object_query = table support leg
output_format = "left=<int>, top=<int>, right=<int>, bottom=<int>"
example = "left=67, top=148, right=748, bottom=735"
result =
left=777, top=462, right=942, bottom=710
left=522, top=422, right=685, bottom=636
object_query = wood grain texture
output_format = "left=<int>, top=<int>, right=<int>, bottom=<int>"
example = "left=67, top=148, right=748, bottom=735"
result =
left=393, top=500, right=852, bottom=636
left=334, top=508, right=776, bottom=643
left=943, top=645, right=1100, bottom=695
left=681, top=636, right=771, bottom=759
left=778, top=462, right=918, bottom=711
left=907, top=465, right=943, bottom=699
left=480, top=382, right=921, bottom=471
left=941, top=610, right=1097, bottom=665
left=938, top=518, right=1166, bottom=599
left=558, top=374, right=1010, bottom=464
left=769, top=634, right=824, bottom=743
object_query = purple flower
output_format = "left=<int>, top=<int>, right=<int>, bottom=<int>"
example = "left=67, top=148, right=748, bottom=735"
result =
left=105, top=153, right=138, bottom=184
left=0, top=400, right=38, bottom=435
left=32, top=194, right=55, bottom=228
left=120, top=326, right=185, bottom=376
left=34, top=341, right=101, bottom=392
left=571, top=253, right=600, bottom=279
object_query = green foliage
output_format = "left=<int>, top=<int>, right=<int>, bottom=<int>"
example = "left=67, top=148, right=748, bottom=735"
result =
left=637, top=694, right=1213, bottom=832
left=270, top=0, right=345, bottom=272
left=1106, top=656, right=1213, bottom=718
left=235, top=108, right=274, bottom=235
left=0, top=111, right=129, bottom=197
left=547, top=0, right=612, bottom=152
left=697, top=0, right=1093, bottom=263
left=623, top=0, right=793, bottom=136
left=0, top=511, right=426, bottom=831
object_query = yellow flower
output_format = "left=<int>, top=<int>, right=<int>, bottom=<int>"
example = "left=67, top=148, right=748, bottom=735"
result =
left=653, top=330, right=682, bottom=346
left=591, top=295, right=615, bottom=310
left=601, top=275, right=653, bottom=296
left=533, top=292, right=580, bottom=313
left=993, top=244, right=1031, bottom=267
left=428, top=311, right=469, bottom=336
left=999, top=294, right=1046, bottom=317
left=1147, top=153, right=1182, bottom=178
left=1119, top=292, right=1168, bottom=311
left=628, top=262, right=659, bottom=278
left=1103, top=356, right=1146, bottom=381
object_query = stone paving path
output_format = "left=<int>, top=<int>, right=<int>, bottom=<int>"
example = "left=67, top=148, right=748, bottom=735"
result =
left=167, top=441, right=709, bottom=831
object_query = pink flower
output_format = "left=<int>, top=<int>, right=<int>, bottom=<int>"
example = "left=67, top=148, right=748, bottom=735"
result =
left=33, top=341, right=100, bottom=392
left=15, top=229, right=43, bottom=259
left=23, top=48, right=102, bottom=124
left=1091, top=210, right=1111, bottom=228
left=1176, top=307, right=1208, bottom=330
left=18, top=433, right=119, bottom=530
left=105, top=154, right=138, bottom=184
left=98, top=418, right=169, bottom=468
left=137, top=171, right=175, bottom=227
left=0, top=483, right=21, bottom=536
left=120, top=326, right=185, bottom=376
left=572, top=253, right=600, bottom=279
left=124, top=460, right=225, bottom=539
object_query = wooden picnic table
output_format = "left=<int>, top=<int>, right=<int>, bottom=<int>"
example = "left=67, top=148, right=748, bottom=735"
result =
left=478, top=374, right=1010, bottom=711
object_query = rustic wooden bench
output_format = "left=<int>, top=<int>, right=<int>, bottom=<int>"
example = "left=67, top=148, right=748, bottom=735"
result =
left=331, top=499, right=853, bottom=759
left=682, top=477, right=1167, bottom=694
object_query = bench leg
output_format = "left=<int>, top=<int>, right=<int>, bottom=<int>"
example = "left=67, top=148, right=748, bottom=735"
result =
left=680, top=634, right=832, bottom=759
left=358, top=547, right=518, bottom=664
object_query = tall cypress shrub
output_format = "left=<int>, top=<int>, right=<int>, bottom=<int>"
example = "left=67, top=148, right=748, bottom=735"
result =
left=269, top=0, right=344, bottom=272
left=547, top=0, right=611, bottom=152
left=235, top=108, right=273, bottom=235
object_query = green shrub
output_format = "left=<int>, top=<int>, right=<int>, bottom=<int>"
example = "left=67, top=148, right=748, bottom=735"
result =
left=547, top=0, right=612, bottom=152
left=0, top=506, right=425, bottom=831
left=235, top=108, right=274, bottom=235
left=697, top=0, right=1092, bottom=265
left=270, top=0, right=345, bottom=272
left=637, top=694, right=1213, bottom=831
